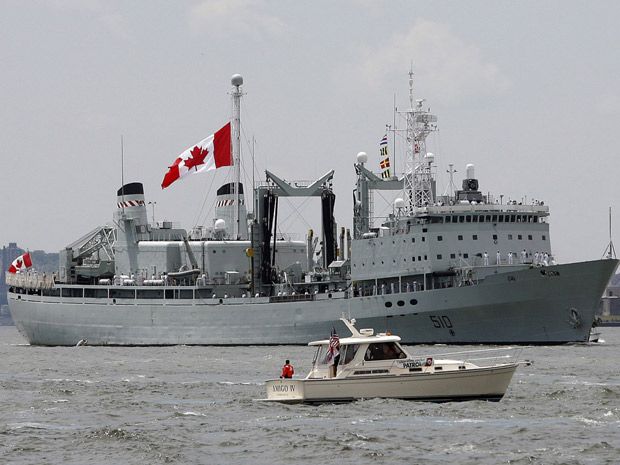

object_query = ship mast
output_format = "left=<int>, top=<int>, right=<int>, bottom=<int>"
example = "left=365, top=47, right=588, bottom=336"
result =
left=231, top=74, right=243, bottom=239
left=401, top=67, right=437, bottom=214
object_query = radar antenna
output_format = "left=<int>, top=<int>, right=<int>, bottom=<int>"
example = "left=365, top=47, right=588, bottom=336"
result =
left=401, top=65, right=437, bottom=214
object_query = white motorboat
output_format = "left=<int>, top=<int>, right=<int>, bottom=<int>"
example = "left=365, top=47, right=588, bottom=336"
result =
left=262, top=319, right=529, bottom=403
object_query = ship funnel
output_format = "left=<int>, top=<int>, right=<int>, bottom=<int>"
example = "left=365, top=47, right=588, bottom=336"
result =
left=115, top=182, right=149, bottom=228
left=113, top=182, right=150, bottom=276
left=215, top=183, right=248, bottom=239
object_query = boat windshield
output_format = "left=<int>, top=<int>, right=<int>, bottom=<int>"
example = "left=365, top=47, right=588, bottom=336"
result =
left=313, top=344, right=360, bottom=366
left=363, top=342, right=407, bottom=361
left=341, top=344, right=359, bottom=365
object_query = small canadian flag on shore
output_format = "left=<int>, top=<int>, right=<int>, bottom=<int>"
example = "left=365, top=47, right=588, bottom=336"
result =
left=161, top=122, right=232, bottom=189
left=8, top=252, right=33, bottom=274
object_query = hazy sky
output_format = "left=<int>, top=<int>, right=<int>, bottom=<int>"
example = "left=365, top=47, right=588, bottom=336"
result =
left=2, top=0, right=619, bottom=263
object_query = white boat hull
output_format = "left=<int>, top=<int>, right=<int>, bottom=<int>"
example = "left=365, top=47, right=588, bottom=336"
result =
left=263, top=363, right=518, bottom=403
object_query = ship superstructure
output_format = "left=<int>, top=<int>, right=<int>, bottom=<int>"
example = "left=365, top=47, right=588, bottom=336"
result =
left=7, top=73, right=618, bottom=346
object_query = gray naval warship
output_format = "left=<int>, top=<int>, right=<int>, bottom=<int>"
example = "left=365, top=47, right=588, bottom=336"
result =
left=7, top=74, right=618, bottom=346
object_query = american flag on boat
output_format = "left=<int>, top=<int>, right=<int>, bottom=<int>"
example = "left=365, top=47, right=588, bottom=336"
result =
left=326, top=328, right=340, bottom=364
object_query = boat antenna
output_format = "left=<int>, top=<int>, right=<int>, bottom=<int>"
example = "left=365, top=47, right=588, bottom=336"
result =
left=121, top=134, right=125, bottom=200
left=231, top=74, right=244, bottom=240
left=603, top=206, right=616, bottom=259
left=252, top=135, right=255, bottom=216
left=393, top=92, right=397, bottom=175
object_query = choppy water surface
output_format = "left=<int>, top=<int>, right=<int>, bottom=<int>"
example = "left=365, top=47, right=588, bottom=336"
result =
left=1, top=326, right=619, bottom=465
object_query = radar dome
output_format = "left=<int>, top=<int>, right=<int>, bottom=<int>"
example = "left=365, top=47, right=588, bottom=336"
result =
left=466, top=163, right=475, bottom=179
left=231, top=74, right=243, bottom=86
left=214, top=219, right=227, bottom=231
left=394, top=198, right=405, bottom=209
left=425, top=152, right=435, bottom=163
left=356, top=152, right=368, bottom=164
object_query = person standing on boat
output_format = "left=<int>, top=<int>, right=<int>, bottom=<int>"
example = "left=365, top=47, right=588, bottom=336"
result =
left=483, top=251, right=489, bottom=266
left=280, top=360, right=294, bottom=378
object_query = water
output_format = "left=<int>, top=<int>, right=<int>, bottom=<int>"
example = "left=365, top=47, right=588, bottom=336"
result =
left=1, top=326, right=619, bottom=465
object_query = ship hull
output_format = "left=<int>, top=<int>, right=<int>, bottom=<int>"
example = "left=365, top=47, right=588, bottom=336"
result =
left=8, top=259, right=617, bottom=346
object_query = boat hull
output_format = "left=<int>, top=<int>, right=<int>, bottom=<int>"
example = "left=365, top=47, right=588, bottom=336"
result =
left=8, top=259, right=617, bottom=346
left=264, top=363, right=517, bottom=403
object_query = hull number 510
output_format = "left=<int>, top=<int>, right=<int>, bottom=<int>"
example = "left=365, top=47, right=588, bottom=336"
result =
left=429, top=315, right=453, bottom=329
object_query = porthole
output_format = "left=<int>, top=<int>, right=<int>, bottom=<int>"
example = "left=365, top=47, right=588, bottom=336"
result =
left=397, top=300, right=405, bottom=307
left=385, top=301, right=393, bottom=308
left=410, top=299, right=418, bottom=305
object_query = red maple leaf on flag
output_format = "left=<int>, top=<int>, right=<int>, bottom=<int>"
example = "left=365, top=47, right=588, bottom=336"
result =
left=15, top=259, right=22, bottom=268
left=184, top=146, right=209, bottom=171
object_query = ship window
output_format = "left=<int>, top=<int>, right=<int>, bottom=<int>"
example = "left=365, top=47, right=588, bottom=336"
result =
left=486, top=215, right=492, bottom=222
left=472, top=216, right=478, bottom=222
left=445, top=216, right=451, bottom=223
left=542, top=235, right=547, bottom=240
left=459, top=216, right=465, bottom=223
left=528, top=235, right=533, bottom=240
left=518, top=234, right=522, bottom=240
left=450, top=253, right=456, bottom=259
left=410, top=298, right=418, bottom=305
left=412, top=238, right=415, bottom=243
left=418, top=256, right=422, bottom=261
left=493, top=234, right=498, bottom=240
left=533, top=216, right=539, bottom=223
left=466, top=215, right=471, bottom=222
left=422, top=237, right=426, bottom=242
left=492, top=215, right=498, bottom=222
left=510, top=215, right=516, bottom=222
left=478, top=216, right=484, bottom=223
left=364, top=343, right=407, bottom=361
left=110, top=289, right=135, bottom=299
left=212, top=250, right=217, bottom=253
left=85, top=288, right=107, bottom=298
left=397, top=300, right=405, bottom=307
left=422, top=228, right=428, bottom=233
left=437, top=254, right=442, bottom=259
left=458, top=235, right=463, bottom=240
left=62, top=288, right=83, bottom=298
left=508, top=234, right=513, bottom=240
left=342, top=344, right=360, bottom=365
left=424, top=255, right=428, bottom=260
left=412, top=257, right=415, bottom=261
left=437, top=236, right=443, bottom=241
left=463, top=253, right=469, bottom=258
left=165, top=289, right=174, bottom=299
left=179, top=289, right=194, bottom=299
left=473, top=235, right=478, bottom=240
left=137, top=289, right=164, bottom=299
left=196, top=289, right=213, bottom=298
left=385, top=301, right=393, bottom=308
left=499, top=215, right=504, bottom=222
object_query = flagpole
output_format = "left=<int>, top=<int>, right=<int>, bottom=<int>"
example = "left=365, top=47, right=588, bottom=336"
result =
left=231, top=74, right=243, bottom=240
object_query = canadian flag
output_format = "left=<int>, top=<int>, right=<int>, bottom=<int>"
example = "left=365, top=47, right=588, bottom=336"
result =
left=161, top=122, right=232, bottom=189
left=8, top=252, right=33, bottom=274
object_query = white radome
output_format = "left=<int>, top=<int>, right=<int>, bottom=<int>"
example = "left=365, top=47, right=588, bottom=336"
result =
left=214, top=219, right=227, bottom=231
left=231, top=74, right=243, bottom=86
left=357, top=152, right=368, bottom=164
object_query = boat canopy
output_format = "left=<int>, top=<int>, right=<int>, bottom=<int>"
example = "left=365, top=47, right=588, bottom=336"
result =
left=308, top=334, right=401, bottom=346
